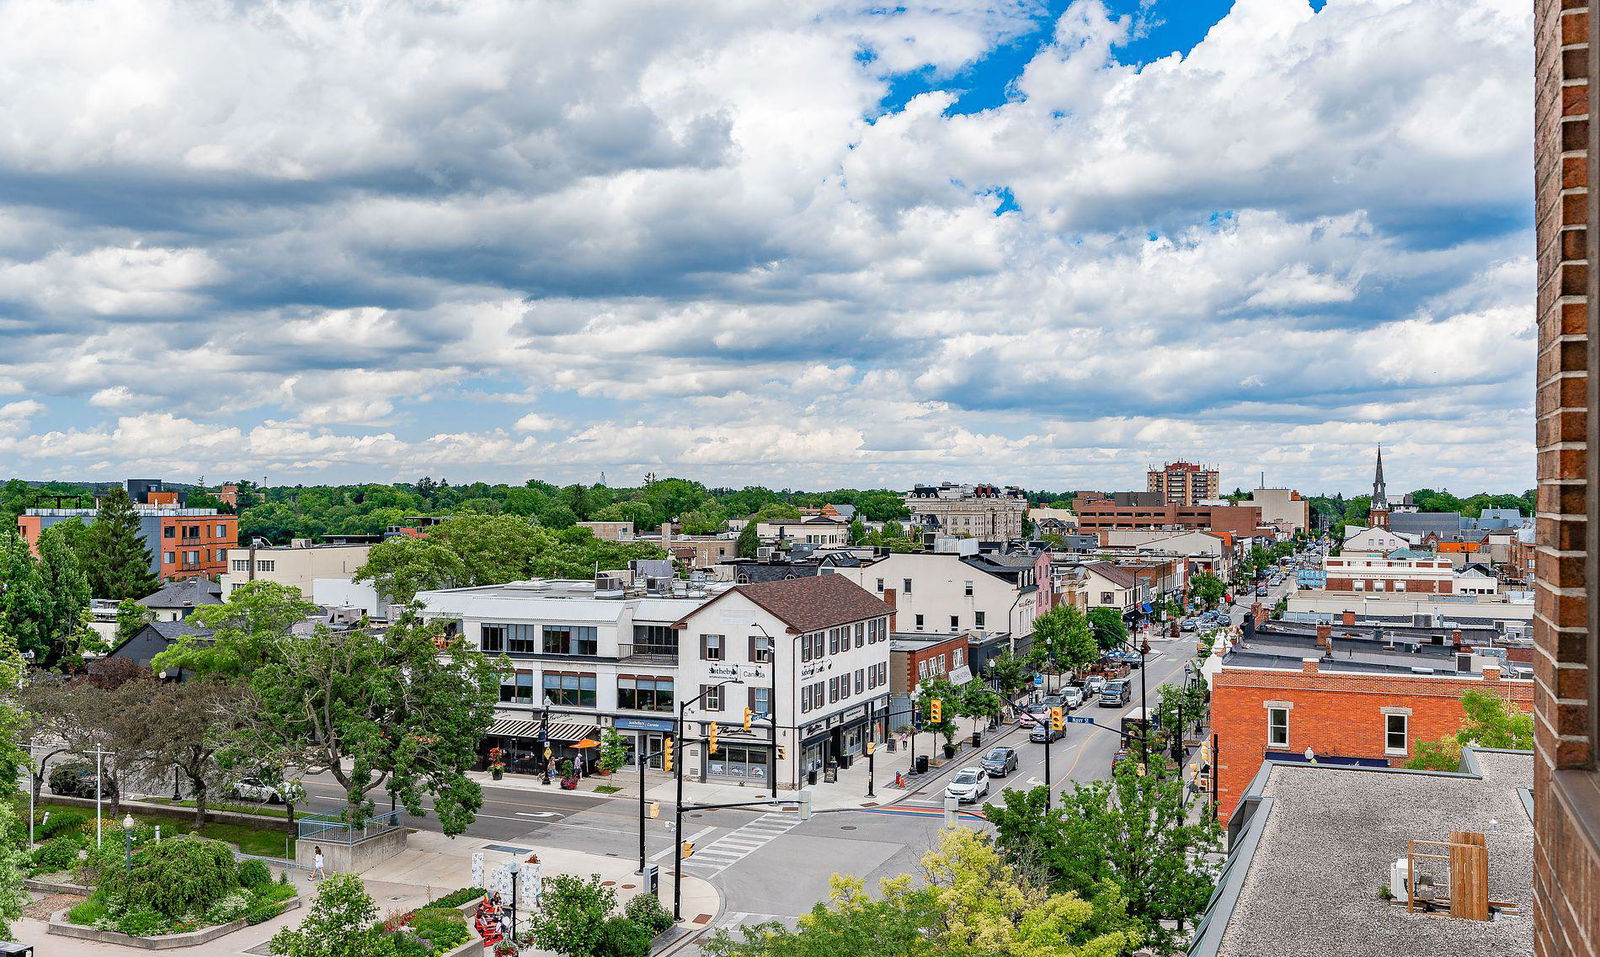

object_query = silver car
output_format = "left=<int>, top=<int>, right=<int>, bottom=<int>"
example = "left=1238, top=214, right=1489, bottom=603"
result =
left=945, top=767, right=990, bottom=804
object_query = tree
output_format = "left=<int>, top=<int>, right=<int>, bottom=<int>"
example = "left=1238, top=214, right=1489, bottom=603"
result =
left=1405, top=690, right=1534, bottom=771
left=354, top=536, right=469, bottom=605
left=525, top=873, right=617, bottom=957
left=1188, top=572, right=1224, bottom=609
left=269, top=873, right=393, bottom=957
left=19, top=670, right=156, bottom=814
left=1085, top=607, right=1128, bottom=653
left=984, top=651, right=1031, bottom=704
left=737, top=522, right=761, bottom=559
left=224, top=612, right=499, bottom=834
left=154, top=581, right=319, bottom=678
left=144, top=679, right=237, bottom=826
left=915, top=677, right=961, bottom=749
left=86, top=485, right=160, bottom=600
left=0, top=530, right=50, bottom=664
left=848, top=518, right=866, bottom=545
left=957, top=683, right=1003, bottom=738
left=986, top=772, right=1221, bottom=952
left=678, top=507, right=727, bottom=535
left=750, top=503, right=802, bottom=524
left=115, top=598, right=155, bottom=644
left=34, top=526, right=91, bottom=668
left=1030, top=607, right=1096, bottom=675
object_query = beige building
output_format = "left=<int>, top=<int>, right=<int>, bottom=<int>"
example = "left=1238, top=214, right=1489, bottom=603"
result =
left=905, top=483, right=1027, bottom=540
left=1147, top=462, right=1219, bottom=506
left=578, top=521, right=635, bottom=542
left=1247, top=486, right=1310, bottom=533
left=221, top=540, right=374, bottom=597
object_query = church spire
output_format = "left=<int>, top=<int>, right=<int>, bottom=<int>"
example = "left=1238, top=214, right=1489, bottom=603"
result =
left=1372, top=445, right=1388, bottom=509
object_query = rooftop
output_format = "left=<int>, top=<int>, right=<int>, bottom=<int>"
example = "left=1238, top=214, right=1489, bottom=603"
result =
left=137, top=577, right=224, bottom=609
left=1194, top=749, right=1533, bottom=957
left=717, top=574, right=893, bottom=634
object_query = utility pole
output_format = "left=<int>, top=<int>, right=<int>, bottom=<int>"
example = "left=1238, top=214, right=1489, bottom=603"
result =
left=85, top=745, right=114, bottom=847
left=674, top=678, right=742, bottom=921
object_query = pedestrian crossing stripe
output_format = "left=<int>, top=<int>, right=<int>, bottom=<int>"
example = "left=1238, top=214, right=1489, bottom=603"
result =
left=862, top=804, right=987, bottom=821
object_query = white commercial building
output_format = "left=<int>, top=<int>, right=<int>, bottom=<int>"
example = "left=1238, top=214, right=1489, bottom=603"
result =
left=221, top=540, right=374, bottom=597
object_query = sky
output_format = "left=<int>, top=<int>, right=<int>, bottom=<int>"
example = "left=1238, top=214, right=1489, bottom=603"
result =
left=0, top=0, right=1533, bottom=496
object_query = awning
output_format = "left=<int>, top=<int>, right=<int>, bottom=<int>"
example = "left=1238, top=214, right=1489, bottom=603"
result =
left=484, top=718, right=599, bottom=743
left=1140, top=602, right=1153, bottom=614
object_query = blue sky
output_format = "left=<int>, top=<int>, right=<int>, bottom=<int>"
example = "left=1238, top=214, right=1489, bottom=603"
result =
left=0, top=0, right=1534, bottom=495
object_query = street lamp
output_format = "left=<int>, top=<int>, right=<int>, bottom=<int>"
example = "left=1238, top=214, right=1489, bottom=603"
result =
left=506, top=860, right=521, bottom=940
left=674, top=677, right=743, bottom=921
left=122, top=814, right=135, bottom=871
left=751, top=623, right=799, bottom=799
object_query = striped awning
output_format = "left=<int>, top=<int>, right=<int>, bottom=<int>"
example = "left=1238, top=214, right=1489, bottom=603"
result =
left=485, top=718, right=599, bottom=743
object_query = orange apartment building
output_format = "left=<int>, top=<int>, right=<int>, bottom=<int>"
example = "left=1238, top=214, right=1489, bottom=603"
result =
left=17, top=479, right=236, bottom=581
left=1210, top=650, right=1533, bottom=826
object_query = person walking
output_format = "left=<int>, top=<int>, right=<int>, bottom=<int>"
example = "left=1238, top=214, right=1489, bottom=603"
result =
left=312, top=846, right=327, bottom=882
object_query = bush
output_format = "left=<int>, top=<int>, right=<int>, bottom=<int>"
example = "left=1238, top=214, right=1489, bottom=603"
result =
left=116, top=906, right=170, bottom=937
left=597, top=915, right=654, bottom=957
left=245, top=900, right=287, bottom=925
left=30, top=835, right=82, bottom=873
left=203, top=890, right=253, bottom=925
left=36, top=808, right=90, bottom=841
left=410, top=908, right=469, bottom=952
left=99, top=835, right=239, bottom=920
left=623, top=891, right=674, bottom=936
left=429, top=886, right=484, bottom=909
left=254, top=881, right=299, bottom=905
left=66, top=895, right=109, bottom=926
left=236, top=859, right=273, bottom=889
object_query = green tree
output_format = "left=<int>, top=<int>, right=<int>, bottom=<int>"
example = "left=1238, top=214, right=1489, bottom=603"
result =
left=678, top=507, right=727, bottom=535
left=86, top=485, right=160, bottom=599
left=750, top=503, right=802, bottom=524
left=985, top=773, right=1221, bottom=951
left=1405, top=690, right=1534, bottom=771
left=354, top=537, right=469, bottom=604
left=984, top=651, right=1031, bottom=704
left=1188, top=572, right=1224, bottom=609
left=525, top=873, right=617, bottom=957
left=35, top=526, right=91, bottom=668
left=737, top=522, right=761, bottom=558
left=115, top=598, right=155, bottom=644
left=1085, top=607, right=1128, bottom=653
left=0, top=530, right=50, bottom=664
left=1030, top=607, right=1096, bottom=674
left=848, top=518, right=866, bottom=545
left=957, top=683, right=1003, bottom=738
left=154, top=581, right=319, bottom=678
left=915, top=677, right=961, bottom=749
left=269, top=873, right=392, bottom=957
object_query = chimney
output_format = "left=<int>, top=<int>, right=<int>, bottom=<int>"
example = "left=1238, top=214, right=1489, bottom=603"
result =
left=1451, top=629, right=1463, bottom=649
left=883, top=588, right=898, bottom=632
left=1302, top=657, right=1319, bottom=674
left=1482, top=664, right=1501, bottom=682
left=1316, top=623, right=1333, bottom=650
left=662, top=522, right=673, bottom=549
left=1341, top=610, right=1356, bottom=626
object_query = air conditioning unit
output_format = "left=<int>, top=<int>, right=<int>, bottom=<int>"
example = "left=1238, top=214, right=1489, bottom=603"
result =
left=1389, top=857, right=1411, bottom=899
left=756, top=547, right=774, bottom=560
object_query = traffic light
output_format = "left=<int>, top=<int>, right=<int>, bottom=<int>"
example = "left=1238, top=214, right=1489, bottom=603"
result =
left=777, top=746, right=787, bottom=759
left=648, top=801, right=660, bottom=819
left=708, top=722, right=719, bottom=754
left=742, top=707, right=752, bottom=732
left=682, top=841, right=694, bottom=858
left=866, top=741, right=876, bottom=756
left=929, top=698, right=942, bottom=723
left=663, top=737, right=674, bottom=773
left=1049, top=707, right=1064, bottom=732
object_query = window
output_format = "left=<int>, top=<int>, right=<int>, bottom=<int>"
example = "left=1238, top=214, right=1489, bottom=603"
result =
left=903, top=579, right=913, bottom=594
left=619, top=677, right=673, bottom=712
left=855, top=669, right=864, bottom=694
left=750, top=635, right=772, bottom=663
left=163, top=526, right=175, bottom=539
left=915, top=614, right=924, bottom=631
left=702, top=634, right=725, bottom=661
left=829, top=629, right=839, bottom=654
left=480, top=624, right=506, bottom=653
left=502, top=624, right=539, bottom=655
left=855, top=622, right=864, bottom=647
left=162, top=551, right=175, bottom=565
left=632, top=624, right=678, bottom=657
left=1385, top=713, right=1409, bottom=754
left=215, top=524, right=227, bottom=537
left=953, top=649, right=964, bottom=669
left=1268, top=707, right=1289, bottom=747
left=257, top=560, right=275, bottom=572
left=231, top=559, right=249, bottom=572
left=1100, top=592, right=1115, bottom=604
left=876, top=578, right=884, bottom=592
left=542, top=625, right=599, bottom=656
left=500, top=672, right=534, bottom=704
left=801, top=684, right=812, bottom=712
left=750, top=686, right=771, bottom=717
left=829, top=677, right=839, bottom=702
left=974, top=611, right=986, bottom=629
left=964, top=581, right=973, bottom=597
left=543, top=674, right=597, bottom=708
left=950, top=615, right=959, bottom=630
left=703, top=683, right=724, bottom=711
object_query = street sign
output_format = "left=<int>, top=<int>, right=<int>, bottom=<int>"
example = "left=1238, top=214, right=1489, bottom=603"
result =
left=1033, top=675, right=1044, bottom=687
left=1064, top=715, right=1094, bottom=725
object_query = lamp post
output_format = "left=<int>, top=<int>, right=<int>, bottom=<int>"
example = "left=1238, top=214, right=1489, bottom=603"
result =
left=674, top=677, right=743, bottom=921
left=122, top=814, right=135, bottom=871
left=752, top=623, right=799, bottom=800
left=540, top=695, right=553, bottom=785
left=507, top=860, right=520, bottom=940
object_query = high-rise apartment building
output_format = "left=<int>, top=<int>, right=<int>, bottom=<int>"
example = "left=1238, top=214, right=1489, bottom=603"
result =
left=1146, top=461, right=1220, bottom=506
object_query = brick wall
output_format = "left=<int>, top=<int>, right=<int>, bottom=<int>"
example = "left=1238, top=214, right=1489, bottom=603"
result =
left=1211, top=665, right=1533, bottom=824
left=1535, top=1, right=1600, bottom=955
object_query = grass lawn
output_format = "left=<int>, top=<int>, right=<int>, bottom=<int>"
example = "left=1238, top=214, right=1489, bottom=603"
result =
left=146, top=797, right=290, bottom=819
left=593, top=785, right=623, bottom=794
left=24, top=799, right=295, bottom=859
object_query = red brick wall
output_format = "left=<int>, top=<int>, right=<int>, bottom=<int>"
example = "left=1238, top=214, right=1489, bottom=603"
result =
left=1535, top=2, right=1600, bottom=954
left=1211, top=666, right=1533, bottom=825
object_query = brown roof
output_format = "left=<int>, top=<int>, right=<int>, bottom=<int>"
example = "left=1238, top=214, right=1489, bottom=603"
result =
left=680, top=574, right=892, bottom=634
left=1084, top=561, right=1138, bottom=588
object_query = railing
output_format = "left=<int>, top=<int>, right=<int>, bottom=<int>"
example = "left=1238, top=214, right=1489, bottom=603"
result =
left=618, top=643, right=679, bottom=663
left=297, top=811, right=403, bottom=845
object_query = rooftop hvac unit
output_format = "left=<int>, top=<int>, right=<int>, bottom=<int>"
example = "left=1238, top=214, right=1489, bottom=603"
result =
left=756, top=547, right=774, bottom=560
left=1389, top=857, right=1411, bottom=899
left=1412, top=614, right=1435, bottom=628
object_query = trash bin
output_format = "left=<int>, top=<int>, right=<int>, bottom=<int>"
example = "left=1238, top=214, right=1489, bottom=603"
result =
left=838, top=752, right=853, bottom=770
left=972, top=731, right=983, bottom=749
left=915, top=754, right=930, bottom=774
left=808, top=768, right=819, bottom=786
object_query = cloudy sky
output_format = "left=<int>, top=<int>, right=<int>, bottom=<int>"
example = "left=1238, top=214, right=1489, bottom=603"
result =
left=0, top=0, right=1533, bottom=495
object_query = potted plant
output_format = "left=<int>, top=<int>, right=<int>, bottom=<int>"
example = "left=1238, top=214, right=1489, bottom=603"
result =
left=487, top=747, right=506, bottom=781
left=559, top=759, right=578, bottom=790
left=597, top=728, right=628, bottom=776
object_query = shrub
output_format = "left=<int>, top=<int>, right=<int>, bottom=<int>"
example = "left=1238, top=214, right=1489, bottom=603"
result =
left=99, top=835, right=239, bottom=920
left=203, top=890, right=253, bottom=925
left=36, top=808, right=90, bottom=841
left=30, top=835, right=81, bottom=873
left=237, top=859, right=273, bottom=889
left=428, top=886, right=485, bottom=909
left=66, top=895, right=109, bottom=926
left=623, top=891, right=674, bottom=936
left=597, top=915, right=654, bottom=957
left=254, top=882, right=299, bottom=905
left=410, top=908, right=469, bottom=951
left=116, top=906, right=170, bottom=937
left=245, top=900, right=287, bottom=925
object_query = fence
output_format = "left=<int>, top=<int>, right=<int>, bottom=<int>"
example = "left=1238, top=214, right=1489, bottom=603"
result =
left=297, top=810, right=403, bottom=845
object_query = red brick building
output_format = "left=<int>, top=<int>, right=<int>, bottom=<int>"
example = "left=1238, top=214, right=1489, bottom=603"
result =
left=1074, top=501, right=1266, bottom=537
left=888, top=632, right=971, bottom=697
left=1211, top=659, right=1533, bottom=825
left=1322, top=553, right=1456, bottom=594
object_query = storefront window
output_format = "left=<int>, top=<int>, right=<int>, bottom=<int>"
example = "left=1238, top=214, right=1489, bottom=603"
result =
left=707, top=745, right=770, bottom=782
left=499, top=672, right=534, bottom=704
left=619, top=677, right=674, bottom=712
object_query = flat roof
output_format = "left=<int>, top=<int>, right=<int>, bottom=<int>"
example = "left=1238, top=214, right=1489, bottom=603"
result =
left=1194, top=750, right=1533, bottom=957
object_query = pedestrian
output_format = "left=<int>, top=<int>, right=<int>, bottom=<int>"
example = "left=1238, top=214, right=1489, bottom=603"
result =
left=312, top=846, right=326, bottom=882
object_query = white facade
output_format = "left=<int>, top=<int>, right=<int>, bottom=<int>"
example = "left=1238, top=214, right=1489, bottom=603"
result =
left=755, top=519, right=850, bottom=545
left=1250, top=487, right=1310, bottom=533
left=221, top=542, right=373, bottom=597
left=832, top=552, right=1037, bottom=640
left=1340, top=526, right=1409, bottom=555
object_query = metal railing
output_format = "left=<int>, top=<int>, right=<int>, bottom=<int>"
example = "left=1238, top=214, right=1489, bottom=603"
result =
left=296, top=811, right=402, bottom=845
left=617, top=643, right=678, bottom=663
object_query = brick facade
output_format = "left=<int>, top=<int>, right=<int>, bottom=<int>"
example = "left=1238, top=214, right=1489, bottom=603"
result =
left=1534, top=3, right=1600, bottom=953
left=1211, top=663, right=1533, bottom=825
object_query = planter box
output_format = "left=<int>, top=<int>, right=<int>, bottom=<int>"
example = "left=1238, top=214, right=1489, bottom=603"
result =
left=440, top=938, right=482, bottom=957
left=47, top=897, right=301, bottom=950
left=25, top=876, right=89, bottom=895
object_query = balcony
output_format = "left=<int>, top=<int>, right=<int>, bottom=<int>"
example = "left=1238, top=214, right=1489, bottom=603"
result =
left=618, top=643, right=679, bottom=664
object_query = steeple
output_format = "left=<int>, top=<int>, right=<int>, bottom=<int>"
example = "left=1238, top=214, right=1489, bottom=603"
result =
left=1369, top=445, right=1390, bottom=529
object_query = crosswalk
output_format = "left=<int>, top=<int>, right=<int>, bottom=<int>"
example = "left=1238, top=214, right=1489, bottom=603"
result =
left=680, top=812, right=800, bottom=875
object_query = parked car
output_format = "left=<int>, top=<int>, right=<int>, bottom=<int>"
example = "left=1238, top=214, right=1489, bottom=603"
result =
left=1030, top=724, right=1066, bottom=743
left=1062, top=687, right=1085, bottom=709
left=981, top=747, right=1019, bottom=777
left=48, top=761, right=115, bottom=799
left=945, top=767, right=991, bottom=804
left=1099, top=679, right=1131, bottom=707
left=230, top=777, right=285, bottom=804
left=1085, top=675, right=1108, bottom=695
left=1255, top=586, right=1268, bottom=597
left=1180, top=618, right=1198, bottom=632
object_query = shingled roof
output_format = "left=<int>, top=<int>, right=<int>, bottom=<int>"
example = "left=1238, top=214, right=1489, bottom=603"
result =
left=679, top=574, right=892, bottom=634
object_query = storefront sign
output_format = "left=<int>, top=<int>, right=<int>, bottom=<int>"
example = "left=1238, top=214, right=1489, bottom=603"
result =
left=707, top=662, right=767, bottom=681
left=614, top=717, right=676, bottom=732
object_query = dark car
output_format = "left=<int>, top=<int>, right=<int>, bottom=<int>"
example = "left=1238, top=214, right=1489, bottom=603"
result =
left=981, top=747, right=1019, bottom=777
left=1030, top=725, right=1065, bottom=743
left=48, top=761, right=116, bottom=799
left=1099, top=679, right=1131, bottom=707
